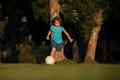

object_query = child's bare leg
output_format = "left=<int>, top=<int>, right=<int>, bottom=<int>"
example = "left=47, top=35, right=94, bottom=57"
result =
left=50, top=48, right=56, bottom=58
left=55, top=52, right=59, bottom=62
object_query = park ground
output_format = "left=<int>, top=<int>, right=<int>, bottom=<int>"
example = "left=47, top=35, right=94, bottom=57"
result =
left=0, top=63, right=120, bottom=80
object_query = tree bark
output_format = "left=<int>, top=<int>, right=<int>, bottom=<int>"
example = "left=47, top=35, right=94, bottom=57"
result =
left=84, top=26, right=101, bottom=63
left=72, top=41, right=80, bottom=63
left=50, top=0, right=60, bottom=20
left=84, top=10, right=103, bottom=63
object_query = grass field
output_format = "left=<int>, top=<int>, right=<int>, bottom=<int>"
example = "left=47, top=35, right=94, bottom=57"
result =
left=0, top=63, right=120, bottom=80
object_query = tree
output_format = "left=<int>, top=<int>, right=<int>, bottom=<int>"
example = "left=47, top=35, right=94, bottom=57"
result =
left=50, top=0, right=60, bottom=20
left=59, top=0, right=109, bottom=63
left=71, top=0, right=109, bottom=63
left=49, top=0, right=68, bottom=62
left=83, top=1, right=108, bottom=63
left=31, top=0, right=109, bottom=63
left=49, top=0, right=81, bottom=62
left=84, top=9, right=104, bottom=63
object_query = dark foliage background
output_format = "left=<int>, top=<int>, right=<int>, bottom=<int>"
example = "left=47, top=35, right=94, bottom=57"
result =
left=0, top=0, right=120, bottom=63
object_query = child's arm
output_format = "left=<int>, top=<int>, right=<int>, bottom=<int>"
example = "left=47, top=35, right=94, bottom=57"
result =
left=63, top=30, right=73, bottom=43
left=46, top=31, right=51, bottom=40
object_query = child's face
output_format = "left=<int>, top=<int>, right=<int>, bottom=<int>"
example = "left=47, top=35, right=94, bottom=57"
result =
left=54, top=20, right=60, bottom=27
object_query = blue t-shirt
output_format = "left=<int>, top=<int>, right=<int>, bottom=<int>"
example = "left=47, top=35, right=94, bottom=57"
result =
left=50, top=26, right=64, bottom=44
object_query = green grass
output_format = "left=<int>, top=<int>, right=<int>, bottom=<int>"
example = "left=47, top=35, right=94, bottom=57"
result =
left=0, top=63, right=120, bottom=80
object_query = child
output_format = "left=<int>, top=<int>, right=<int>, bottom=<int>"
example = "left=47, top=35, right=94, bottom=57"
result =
left=46, top=16, right=73, bottom=62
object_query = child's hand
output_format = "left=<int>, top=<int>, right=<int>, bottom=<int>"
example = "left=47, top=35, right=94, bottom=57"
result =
left=70, top=38, right=74, bottom=43
left=46, top=36, right=50, bottom=40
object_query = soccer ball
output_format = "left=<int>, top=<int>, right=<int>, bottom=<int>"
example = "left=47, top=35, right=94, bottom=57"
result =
left=45, top=56, right=55, bottom=64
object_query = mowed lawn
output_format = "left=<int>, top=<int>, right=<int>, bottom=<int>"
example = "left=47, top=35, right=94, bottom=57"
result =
left=0, top=63, right=120, bottom=80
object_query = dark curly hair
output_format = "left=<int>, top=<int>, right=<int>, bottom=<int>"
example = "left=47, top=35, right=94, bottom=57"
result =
left=51, top=16, right=62, bottom=25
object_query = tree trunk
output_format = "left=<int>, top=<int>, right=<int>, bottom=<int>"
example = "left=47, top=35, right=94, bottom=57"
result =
left=72, top=41, right=80, bottom=63
left=84, top=26, right=101, bottom=63
left=50, top=0, right=60, bottom=20
left=84, top=10, right=103, bottom=63
left=50, top=0, right=67, bottom=62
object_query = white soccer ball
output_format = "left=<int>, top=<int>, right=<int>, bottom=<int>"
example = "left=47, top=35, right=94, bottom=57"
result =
left=45, top=56, right=55, bottom=64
